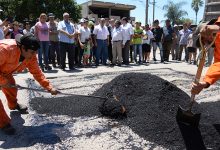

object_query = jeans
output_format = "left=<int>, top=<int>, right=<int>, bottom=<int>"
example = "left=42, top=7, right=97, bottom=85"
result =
left=96, top=39, right=108, bottom=65
left=38, top=41, right=49, bottom=66
left=152, top=42, right=163, bottom=61
left=133, top=44, right=142, bottom=63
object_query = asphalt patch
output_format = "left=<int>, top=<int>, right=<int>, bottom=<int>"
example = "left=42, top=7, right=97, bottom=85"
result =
left=30, top=73, right=220, bottom=149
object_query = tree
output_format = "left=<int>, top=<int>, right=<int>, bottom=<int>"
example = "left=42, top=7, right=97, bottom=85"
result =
left=191, top=0, right=204, bottom=25
left=163, top=1, right=188, bottom=25
left=0, top=0, right=81, bottom=23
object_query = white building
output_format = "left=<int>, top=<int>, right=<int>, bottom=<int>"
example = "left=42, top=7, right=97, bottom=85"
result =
left=204, top=0, right=220, bottom=21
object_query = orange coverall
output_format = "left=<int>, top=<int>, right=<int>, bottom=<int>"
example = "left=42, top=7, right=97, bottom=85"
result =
left=204, top=32, right=220, bottom=85
left=0, top=39, right=53, bottom=128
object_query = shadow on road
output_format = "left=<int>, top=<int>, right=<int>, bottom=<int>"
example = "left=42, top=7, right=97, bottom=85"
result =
left=0, top=111, right=70, bottom=149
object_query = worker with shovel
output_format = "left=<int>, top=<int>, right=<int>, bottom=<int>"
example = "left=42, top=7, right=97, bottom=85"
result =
left=0, top=33, right=58, bottom=135
left=192, top=17, right=220, bottom=94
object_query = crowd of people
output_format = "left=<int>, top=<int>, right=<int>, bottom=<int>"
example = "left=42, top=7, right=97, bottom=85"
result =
left=0, top=12, right=214, bottom=72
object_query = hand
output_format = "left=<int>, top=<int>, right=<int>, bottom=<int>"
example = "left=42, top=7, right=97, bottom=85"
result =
left=200, top=25, right=219, bottom=41
left=191, top=82, right=209, bottom=95
left=80, top=43, right=84, bottom=49
left=49, top=88, right=59, bottom=95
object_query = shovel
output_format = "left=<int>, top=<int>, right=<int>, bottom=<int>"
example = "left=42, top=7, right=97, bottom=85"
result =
left=2, top=84, right=127, bottom=118
left=176, top=35, right=216, bottom=127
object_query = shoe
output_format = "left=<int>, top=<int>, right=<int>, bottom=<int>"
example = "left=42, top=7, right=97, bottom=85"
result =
left=45, top=66, right=52, bottom=70
left=15, top=103, right=28, bottom=114
left=52, top=64, right=57, bottom=68
left=193, top=61, right=197, bottom=65
left=153, top=58, right=157, bottom=61
left=40, top=66, right=44, bottom=72
left=69, top=67, right=75, bottom=70
left=118, top=63, right=122, bottom=67
left=1, top=124, right=16, bottom=135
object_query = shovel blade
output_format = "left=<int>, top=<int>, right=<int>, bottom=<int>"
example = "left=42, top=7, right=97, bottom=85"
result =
left=176, top=106, right=201, bottom=127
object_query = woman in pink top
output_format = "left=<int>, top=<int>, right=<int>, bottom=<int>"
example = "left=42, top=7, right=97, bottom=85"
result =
left=35, top=13, right=51, bottom=71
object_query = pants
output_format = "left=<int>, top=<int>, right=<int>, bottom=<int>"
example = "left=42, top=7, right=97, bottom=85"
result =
left=38, top=41, right=49, bottom=66
left=133, top=44, right=143, bottom=63
left=179, top=45, right=188, bottom=61
left=0, top=76, right=17, bottom=128
left=96, top=39, right=108, bottom=65
left=49, top=41, right=60, bottom=65
left=171, top=44, right=179, bottom=60
left=163, top=41, right=173, bottom=61
left=152, top=42, right=164, bottom=61
left=112, top=41, right=122, bottom=64
left=60, top=42, right=75, bottom=69
left=130, top=45, right=133, bottom=62
left=122, top=40, right=130, bottom=64
left=108, top=41, right=113, bottom=63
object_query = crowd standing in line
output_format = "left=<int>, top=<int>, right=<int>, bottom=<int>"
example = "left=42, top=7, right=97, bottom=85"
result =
left=0, top=12, right=215, bottom=72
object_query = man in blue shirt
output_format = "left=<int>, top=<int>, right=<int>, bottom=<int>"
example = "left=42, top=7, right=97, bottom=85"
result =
left=58, top=12, right=76, bottom=70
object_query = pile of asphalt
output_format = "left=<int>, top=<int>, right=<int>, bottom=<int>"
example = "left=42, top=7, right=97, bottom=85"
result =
left=30, top=73, right=220, bottom=149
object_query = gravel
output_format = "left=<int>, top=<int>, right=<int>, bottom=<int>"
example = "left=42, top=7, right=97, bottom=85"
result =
left=30, top=73, right=220, bottom=149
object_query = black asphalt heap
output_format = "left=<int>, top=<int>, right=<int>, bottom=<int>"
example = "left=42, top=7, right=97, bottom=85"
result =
left=30, top=73, right=220, bottom=149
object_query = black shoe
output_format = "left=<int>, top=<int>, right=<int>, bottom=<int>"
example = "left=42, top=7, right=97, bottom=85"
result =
left=45, top=66, right=52, bottom=70
left=118, top=63, right=122, bottom=67
left=15, top=104, right=28, bottom=114
left=52, top=64, right=57, bottom=68
left=1, top=124, right=16, bottom=135
left=153, top=58, right=157, bottom=61
left=69, top=67, right=75, bottom=70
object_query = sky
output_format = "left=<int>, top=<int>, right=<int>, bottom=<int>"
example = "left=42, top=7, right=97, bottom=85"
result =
left=76, top=0, right=205, bottom=25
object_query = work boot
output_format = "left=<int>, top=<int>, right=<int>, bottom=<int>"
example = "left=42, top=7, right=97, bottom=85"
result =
left=1, top=124, right=16, bottom=135
left=15, top=103, right=28, bottom=114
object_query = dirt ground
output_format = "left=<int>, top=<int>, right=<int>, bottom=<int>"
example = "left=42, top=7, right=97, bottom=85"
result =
left=0, top=63, right=220, bottom=150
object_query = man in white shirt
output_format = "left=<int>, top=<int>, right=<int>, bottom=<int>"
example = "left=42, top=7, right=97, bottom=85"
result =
left=121, top=17, right=133, bottom=65
left=78, top=18, right=91, bottom=66
left=111, top=20, right=126, bottom=66
left=93, top=18, right=109, bottom=66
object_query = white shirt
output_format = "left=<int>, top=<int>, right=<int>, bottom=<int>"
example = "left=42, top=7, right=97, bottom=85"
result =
left=0, top=19, right=4, bottom=40
left=79, top=26, right=91, bottom=43
left=93, top=24, right=109, bottom=40
left=112, top=26, right=127, bottom=45
left=142, top=30, right=154, bottom=45
left=121, top=23, right=133, bottom=41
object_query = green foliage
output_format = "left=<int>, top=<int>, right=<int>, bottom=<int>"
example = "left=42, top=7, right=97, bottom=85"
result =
left=0, top=0, right=81, bottom=23
left=191, top=0, right=204, bottom=24
left=163, top=1, right=188, bottom=25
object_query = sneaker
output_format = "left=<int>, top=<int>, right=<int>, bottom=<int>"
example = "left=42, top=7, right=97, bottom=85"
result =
left=1, top=124, right=16, bottom=135
left=15, top=103, right=28, bottom=114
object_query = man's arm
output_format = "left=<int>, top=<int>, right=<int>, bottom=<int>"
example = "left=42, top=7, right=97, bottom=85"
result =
left=0, top=48, right=9, bottom=86
left=191, top=62, right=220, bottom=94
left=57, top=22, right=70, bottom=37
left=26, top=55, right=53, bottom=91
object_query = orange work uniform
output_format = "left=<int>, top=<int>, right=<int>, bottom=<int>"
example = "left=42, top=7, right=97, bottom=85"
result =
left=204, top=32, right=220, bottom=85
left=0, top=39, right=53, bottom=128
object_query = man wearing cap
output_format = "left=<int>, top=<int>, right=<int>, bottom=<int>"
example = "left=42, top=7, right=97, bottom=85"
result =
left=58, top=12, right=76, bottom=70
left=192, top=17, right=220, bottom=94
left=48, top=13, right=60, bottom=68
left=0, top=33, right=58, bottom=135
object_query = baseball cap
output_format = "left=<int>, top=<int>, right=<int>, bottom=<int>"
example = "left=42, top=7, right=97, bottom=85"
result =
left=48, top=13, right=55, bottom=18
left=15, top=33, right=40, bottom=51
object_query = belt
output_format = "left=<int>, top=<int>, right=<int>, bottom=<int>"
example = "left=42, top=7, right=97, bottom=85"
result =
left=97, top=39, right=107, bottom=41
left=113, top=40, right=122, bottom=42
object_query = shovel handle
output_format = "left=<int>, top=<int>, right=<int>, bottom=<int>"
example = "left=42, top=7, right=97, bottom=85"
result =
left=189, top=35, right=216, bottom=110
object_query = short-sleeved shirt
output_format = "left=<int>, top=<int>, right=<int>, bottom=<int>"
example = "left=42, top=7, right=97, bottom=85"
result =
left=0, top=19, right=4, bottom=40
left=79, top=27, right=91, bottom=43
left=151, top=27, right=163, bottom=42
left=163, top=25, right=174, bottom=42
left=35, top=22, right=49, bottom=41
left=58, top=20, right=75, bottom=44
left=133, top=27, right=143, bottom=45
left=48, top=21, right=59, bottom=42
left=93, top=25, right=109, bottom=40
left=143, top=30, right=154, bottom=45
left=121, top=23, right=133, bottom=41
left=179, top=29, right=192, bottom=45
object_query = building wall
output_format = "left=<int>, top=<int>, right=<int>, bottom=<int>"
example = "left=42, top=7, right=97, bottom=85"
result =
left=204, top=0, right=220, bottom=21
